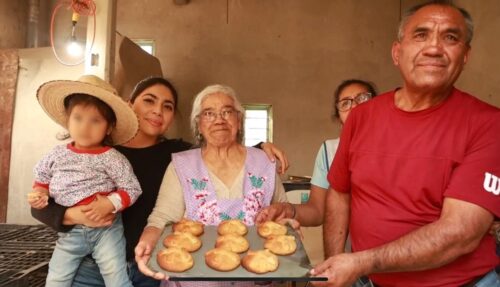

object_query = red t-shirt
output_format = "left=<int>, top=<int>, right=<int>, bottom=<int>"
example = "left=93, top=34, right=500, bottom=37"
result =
left=328, top=88, right=500, bottom=287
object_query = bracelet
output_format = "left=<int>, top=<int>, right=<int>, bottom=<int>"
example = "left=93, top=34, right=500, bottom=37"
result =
left=287, top=202, right=296, bottom=219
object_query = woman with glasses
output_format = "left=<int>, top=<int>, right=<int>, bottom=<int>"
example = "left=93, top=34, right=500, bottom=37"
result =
left=256, top=79, right=377, bottom=227
left=135, top=84, right=288, bottom=286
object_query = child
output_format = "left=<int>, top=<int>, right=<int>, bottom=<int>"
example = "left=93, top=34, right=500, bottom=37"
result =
left=28, top=75, right=142, bottom=287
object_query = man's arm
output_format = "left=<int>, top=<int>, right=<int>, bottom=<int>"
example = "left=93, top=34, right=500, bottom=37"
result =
left=312, top=198, right=494, bottom=286
left=323, top=188, right=351, bottom=257
left=293, top=185, right=328, bottom=226
left=364, top=198, right=493, bottom=272
left=255, top=185, right=328, bottom=227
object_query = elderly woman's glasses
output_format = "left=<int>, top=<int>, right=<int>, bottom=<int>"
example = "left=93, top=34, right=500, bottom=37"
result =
left=336, top=92, right=372, bottom=112
left=200, top=108, right=238, bottom=122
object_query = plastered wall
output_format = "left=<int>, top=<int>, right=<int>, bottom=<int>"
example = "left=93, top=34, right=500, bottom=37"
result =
left=7, top=48, right=83, bottom=224
left=0, top=0, right=28, bottom=48
left=3, top=1, right=500, bottom=223
left=116, top=0, right=401, bottom=177
left=0, top=0, right=51, bottom=49
left=116, top=0, right=500, bottom=177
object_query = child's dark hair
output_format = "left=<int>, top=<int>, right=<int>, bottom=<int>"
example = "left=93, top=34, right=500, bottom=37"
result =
left=59, top=93, right=116, bottom=146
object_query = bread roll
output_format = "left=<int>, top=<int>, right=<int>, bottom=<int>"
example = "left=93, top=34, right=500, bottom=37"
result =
left=264, top=234, right=297, bottom=255
left=215, top=234, right=250, bottom=254
left=257, top=221, right=287, bottom=238
left=217, top=219, right=248, bottom=236
left=205, top=248, right=241, bottom=272
left=163, top=231, right=202, bottom=252
left=156, top=247, right=194, bottom=273
left=242, top=249, right=279, bottom=274
left=172, top=218, right=204, bottom=236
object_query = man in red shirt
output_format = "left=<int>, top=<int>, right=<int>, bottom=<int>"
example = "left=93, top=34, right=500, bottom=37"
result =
left=311, top=1, right=500, bottom=287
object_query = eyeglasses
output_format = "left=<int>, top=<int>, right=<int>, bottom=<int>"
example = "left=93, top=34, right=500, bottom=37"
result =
left=336, top=92, right=372, bottom=112
left=199, top=108, right=238, bottom=122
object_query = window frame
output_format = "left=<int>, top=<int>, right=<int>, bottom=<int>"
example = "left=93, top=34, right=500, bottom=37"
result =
left=242, top=104, right=273, bottom=146
left=131, top=39, right=155, bottom=56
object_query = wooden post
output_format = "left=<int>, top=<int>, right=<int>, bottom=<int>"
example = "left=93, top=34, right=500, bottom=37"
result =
left=0, top=49, right=19, bottom=223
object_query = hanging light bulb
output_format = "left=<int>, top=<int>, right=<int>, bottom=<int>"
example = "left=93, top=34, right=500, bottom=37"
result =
left=66, top=11, right=82, bottom=57
left=67, top=38, right=82, bottom=56
left=50, top=0, right=96, bottom=66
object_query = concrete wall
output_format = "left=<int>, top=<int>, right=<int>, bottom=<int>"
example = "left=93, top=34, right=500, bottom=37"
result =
left=116, top=0, right=500, bottom=177
left=453, top=0, right=500, bottom=107
left=0, top=0, right=28, bottom=48
left=116, top=0, right=401, bottom=177
left=4, top=1, right=500, bottom=223
left=0, top=0, right=52, bottom=49
left=7, top=48, right=83, bottom=224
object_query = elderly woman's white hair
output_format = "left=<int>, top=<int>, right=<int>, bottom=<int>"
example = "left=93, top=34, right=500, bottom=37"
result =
left=191, top=84, right=245, bottom=146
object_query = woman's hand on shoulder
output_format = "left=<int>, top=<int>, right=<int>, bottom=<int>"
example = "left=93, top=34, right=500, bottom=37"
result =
left=260, top=142, right=290, bottom=174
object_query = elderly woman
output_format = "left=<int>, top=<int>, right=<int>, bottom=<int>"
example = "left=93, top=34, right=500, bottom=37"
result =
left=135, top=85, right=287, bottom=285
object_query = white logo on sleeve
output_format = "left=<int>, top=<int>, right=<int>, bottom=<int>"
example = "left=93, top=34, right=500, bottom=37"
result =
left=483, top=172, right=500, bottom=195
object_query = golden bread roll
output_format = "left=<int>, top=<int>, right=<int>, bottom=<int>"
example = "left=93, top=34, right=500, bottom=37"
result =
left=172, top=218, right=204, bottom=236
left=217, top=219, right=248, bottom=236
left=264, top=234, right=297, bottom=255
left=215, top=234, right=250, bottom=254
left=163, top=231, right=202, bottom=252
left=156, top=247, right=194, bottom=273
left=242, top=249, right=279, bottom=274
left=205, top=248, right=241, bottom=272
left=257, top=221, right=287, bottom=238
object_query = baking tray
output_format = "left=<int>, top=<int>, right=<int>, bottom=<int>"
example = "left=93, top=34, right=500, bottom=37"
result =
left=148, top=225, right=327, bottom=282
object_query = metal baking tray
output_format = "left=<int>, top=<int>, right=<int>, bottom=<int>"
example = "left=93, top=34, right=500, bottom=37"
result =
left=148, top=225, right=327, bottom=282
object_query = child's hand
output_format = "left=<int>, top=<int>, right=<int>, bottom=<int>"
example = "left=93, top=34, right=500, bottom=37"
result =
left=28, top=188, right=49, bottom=209
left=82, top=194, right=115, bottom=222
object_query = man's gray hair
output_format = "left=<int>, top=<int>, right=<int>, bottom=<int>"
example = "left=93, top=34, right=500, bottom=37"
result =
left=397, top=0, right=474, bottom=45
left=190, top=84, right=245, bottom=146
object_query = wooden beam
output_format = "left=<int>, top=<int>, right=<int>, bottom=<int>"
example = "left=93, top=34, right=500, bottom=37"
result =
left=0, top=49, right=19, bottom=223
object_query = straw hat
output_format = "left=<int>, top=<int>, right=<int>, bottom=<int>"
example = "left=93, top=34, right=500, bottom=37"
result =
left=36, top=74, right=138, bottom=145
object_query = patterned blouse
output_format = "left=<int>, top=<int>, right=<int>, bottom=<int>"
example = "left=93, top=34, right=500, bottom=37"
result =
left=33, top=143, right=142, bottom=208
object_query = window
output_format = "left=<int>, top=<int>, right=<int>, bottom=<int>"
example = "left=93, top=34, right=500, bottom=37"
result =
left=243, top=104, right=273, bottom=146
left=132, top=39, right=155, bottom=55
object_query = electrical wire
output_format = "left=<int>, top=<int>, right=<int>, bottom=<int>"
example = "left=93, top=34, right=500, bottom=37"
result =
left=71, top=0, right=96, bottom=16
left=50, top=0, right=96, bottom=66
